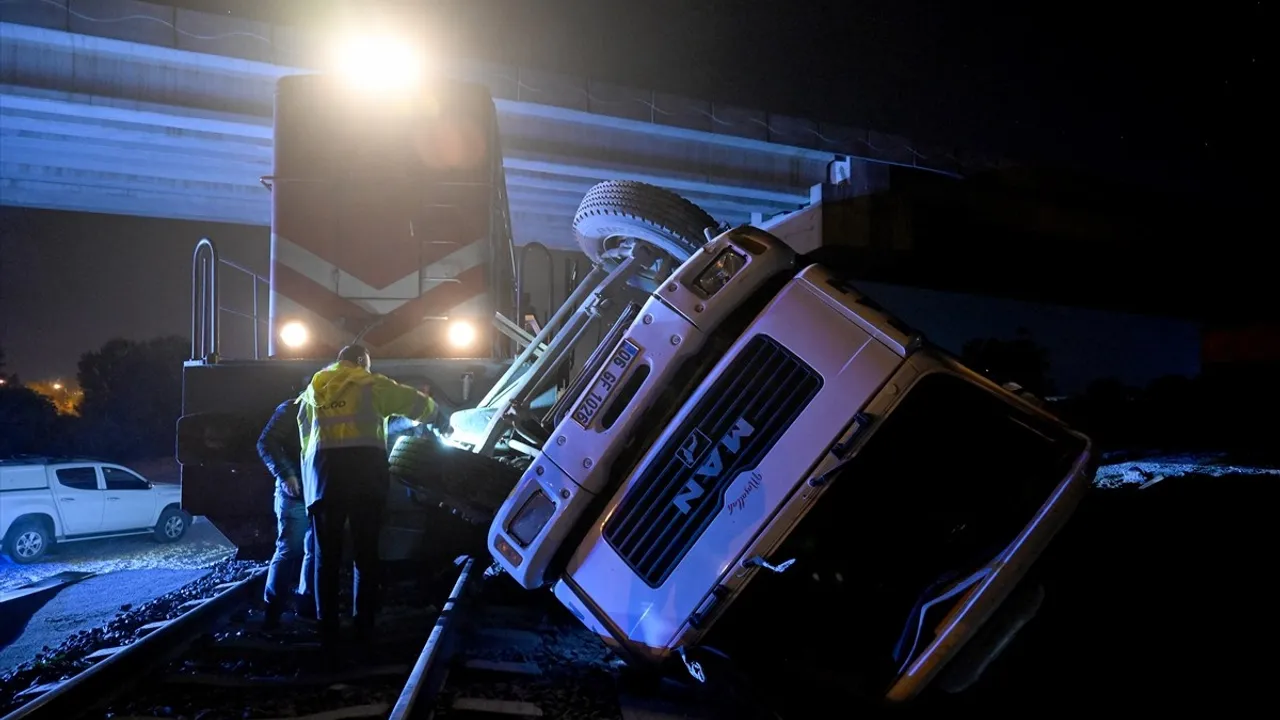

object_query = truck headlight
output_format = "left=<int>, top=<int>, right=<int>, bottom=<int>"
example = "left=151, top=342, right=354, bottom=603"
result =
left=507, top=490, right=556, bottom=548
left=693, top=247, right=747, bottom=298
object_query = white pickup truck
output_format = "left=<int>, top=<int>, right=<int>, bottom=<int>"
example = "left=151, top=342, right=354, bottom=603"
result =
left=1, top=458, right=189, bottom=564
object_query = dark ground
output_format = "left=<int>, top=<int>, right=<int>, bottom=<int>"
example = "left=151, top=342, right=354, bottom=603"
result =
left=926, top=473, right=1276, bottom=712
left=689, top=470, right=1277, bottom=716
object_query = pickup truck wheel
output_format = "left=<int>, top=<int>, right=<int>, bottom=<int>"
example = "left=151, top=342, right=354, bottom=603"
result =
left=154, top=507, right=190, bottom=543
left=389, top=436, right=522, bottom=526
left=5, top=520, right=52, bottom=564
left=573, top=180, right=717, bottom=292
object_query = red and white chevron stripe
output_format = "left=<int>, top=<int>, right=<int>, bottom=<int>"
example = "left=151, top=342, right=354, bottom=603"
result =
left=269, top=232, right=491, bottom=358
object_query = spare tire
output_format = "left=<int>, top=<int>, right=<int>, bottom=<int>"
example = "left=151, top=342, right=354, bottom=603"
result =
left=389, top=436, right=522, bottom=527
left=573, top=180, right=717, bottom=290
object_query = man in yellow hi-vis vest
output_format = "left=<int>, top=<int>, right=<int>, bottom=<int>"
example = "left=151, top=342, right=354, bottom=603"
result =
left=297, top=344, right=438, bottom=645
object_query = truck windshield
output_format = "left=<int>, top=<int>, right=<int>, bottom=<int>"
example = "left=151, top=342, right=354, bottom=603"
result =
left=703, top=371, right=1087, bottom=695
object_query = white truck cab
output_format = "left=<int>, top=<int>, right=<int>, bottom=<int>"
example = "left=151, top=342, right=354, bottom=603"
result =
left=489, top=227, right=797, bottom=588
left=486, top=225, right=1095, bottom=704
left=1, top=458, right=189, bottom=564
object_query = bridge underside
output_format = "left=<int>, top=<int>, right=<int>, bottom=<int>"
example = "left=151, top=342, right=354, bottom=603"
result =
left=0, top=22, right=853, bottom=251
left=2, top=20, right=1257, bottom=322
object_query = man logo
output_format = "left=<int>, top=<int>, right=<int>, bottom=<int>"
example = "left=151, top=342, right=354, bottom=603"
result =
left=671, top=417, right=756, bottom=515
left=677, top=430, right=710, bottom=467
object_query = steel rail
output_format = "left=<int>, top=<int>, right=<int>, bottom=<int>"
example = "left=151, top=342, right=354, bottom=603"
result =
left=388, top=557, right=477, bottom=720
left=1, top=569, right=267, bottom=720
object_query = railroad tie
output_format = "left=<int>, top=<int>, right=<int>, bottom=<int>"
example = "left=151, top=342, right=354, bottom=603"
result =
left=12, top=680, right=68, bottom=700
left=135, top=620, right=172, bottom=634
left=461, top=658, right=543, bottom=676
left=163, top=664, right=411, bottom=687
left=107, top=704, right=390, bottom=720
left=450, top=697, right=544, bottom=717
left=83, top=645, right=129, bottom=661
left=473, top=627, right=543, bottom=650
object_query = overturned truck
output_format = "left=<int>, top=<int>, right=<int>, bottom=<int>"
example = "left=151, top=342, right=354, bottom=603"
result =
left=178, top=71, right=1095, bottom=706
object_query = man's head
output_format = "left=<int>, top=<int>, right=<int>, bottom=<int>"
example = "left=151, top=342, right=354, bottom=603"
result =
left=337, top=344, right=371, bottom=371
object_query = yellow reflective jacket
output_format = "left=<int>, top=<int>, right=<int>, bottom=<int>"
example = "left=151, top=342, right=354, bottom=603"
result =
left=296, top=361, right=436, bottom=506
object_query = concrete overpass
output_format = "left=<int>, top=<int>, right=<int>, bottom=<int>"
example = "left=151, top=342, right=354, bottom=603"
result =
left=0, top=1, right=988, bottom=252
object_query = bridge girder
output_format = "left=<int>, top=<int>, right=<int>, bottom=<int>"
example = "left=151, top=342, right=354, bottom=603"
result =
left=0, top=22, right=870, bottom=249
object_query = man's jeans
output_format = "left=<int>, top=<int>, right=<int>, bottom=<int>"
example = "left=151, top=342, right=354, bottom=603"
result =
left=264, top=486, right=314, bottom=612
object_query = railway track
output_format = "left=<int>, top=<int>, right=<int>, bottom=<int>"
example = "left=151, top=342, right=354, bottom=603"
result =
left=0, top=558, right=473, bottom=720
left=419, top=575, right=754, bottom=720
left=0, top=556, right=754, bottom=720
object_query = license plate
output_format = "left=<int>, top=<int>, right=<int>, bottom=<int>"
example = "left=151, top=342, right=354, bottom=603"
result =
left=572, top=339, right=642, bottom=428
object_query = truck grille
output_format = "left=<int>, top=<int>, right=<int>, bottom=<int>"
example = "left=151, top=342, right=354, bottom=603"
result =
left=602, top=334, right=823, bottom=587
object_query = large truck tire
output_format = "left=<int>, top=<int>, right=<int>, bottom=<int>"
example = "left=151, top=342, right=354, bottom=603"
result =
left=573, top=180, right=717, bottom=291
left=389, top=436, right=522, bottom=527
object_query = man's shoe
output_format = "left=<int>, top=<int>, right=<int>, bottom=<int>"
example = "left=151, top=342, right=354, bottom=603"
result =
left=294, top=595, right=317, bottom=621
left=354, top=618, right=376, bottom=645
left=262, top=606, right=283, bottom=631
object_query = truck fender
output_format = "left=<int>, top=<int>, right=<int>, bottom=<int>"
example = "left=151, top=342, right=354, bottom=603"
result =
left=4, top=512, right=58, bottom=544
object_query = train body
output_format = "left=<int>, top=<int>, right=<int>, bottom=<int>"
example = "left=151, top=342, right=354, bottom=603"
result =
left=178, top=71, right=519, bottom=554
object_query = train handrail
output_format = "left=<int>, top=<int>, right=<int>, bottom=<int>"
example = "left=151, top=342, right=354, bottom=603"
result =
left=190, top=238, right=219, bottom=362
left=189, top=239, right=271, bottom=362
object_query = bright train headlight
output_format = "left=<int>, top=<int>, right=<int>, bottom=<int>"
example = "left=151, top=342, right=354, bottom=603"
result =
left=279, top=321, right=309, bottom=349
left=447, top=320, right=476, bottom=348
left=331, top=34, right=423, bottom=91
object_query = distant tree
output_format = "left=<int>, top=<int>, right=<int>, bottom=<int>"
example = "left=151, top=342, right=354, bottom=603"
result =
left=76, top=336, right=187, bottom=460
left=0, top=383, right=67, bottom=457
left=960, top=327, right=1056, bottom=398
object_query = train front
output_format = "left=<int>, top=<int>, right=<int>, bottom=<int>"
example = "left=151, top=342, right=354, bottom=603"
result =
left=176, top=34, right=516, bottom=556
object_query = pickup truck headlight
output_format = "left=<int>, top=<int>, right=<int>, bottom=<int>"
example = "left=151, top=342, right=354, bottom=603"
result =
left=507, top=489, right=556, bottom=548
left=693, top=247, right=747, bottom=298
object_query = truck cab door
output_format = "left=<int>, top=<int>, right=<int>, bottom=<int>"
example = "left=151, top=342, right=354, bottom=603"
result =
left=100, top=466, right=157, bottom=532
left=50, top=465, right=106, bottom=535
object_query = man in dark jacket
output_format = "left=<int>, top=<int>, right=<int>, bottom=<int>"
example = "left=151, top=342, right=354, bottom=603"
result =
left=257, top=397, right=314, bottom=628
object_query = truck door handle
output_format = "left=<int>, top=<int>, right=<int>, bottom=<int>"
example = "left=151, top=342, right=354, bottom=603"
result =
left=61, top=497, right=75, bottom=502
left=106, top=497, right=120, bottom=501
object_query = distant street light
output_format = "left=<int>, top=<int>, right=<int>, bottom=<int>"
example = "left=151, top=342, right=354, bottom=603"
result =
left=52, top=382, right=63, bottom=391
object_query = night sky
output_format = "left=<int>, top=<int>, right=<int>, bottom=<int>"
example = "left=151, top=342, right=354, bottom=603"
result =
left=0, top=0, right=1266, bottom=385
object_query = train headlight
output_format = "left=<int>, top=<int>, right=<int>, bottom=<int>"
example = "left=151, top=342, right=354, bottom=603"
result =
left=447, top=320, right=477, bottom=348
left=279, top=321, right=309, bottom=349
left=331, top=33, right=423, bottom=91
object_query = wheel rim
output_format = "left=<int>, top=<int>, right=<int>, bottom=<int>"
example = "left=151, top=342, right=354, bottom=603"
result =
left=15, top=530, right=43, bottom=558
left=601, top=238, right=688, bottom=290
left=164, top=515, right=184, bottom=538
